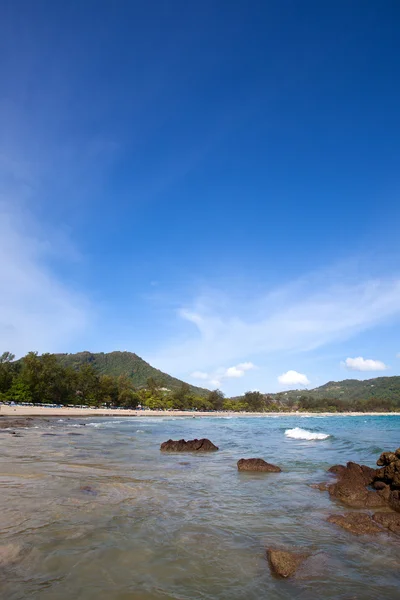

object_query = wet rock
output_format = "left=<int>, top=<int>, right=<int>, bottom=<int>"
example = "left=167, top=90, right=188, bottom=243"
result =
left=160, top=438, right=218, bottom=452
left=310, top=482, right=330, bottom=491
left=79, top=485, right=97, bottom=496
left=373, top=512, right=400, bottom=536
left=328, top=464, right=346, bottom=475
left=237, top=458, right=281, bottom=473
left=328, top=461, right=385, bottom=509
left=389, top=490, right=400, bottom=512
left=372, top=449, right=400, bottom=512
left=377, top=451, right=397, bottom=466
left=267, top=549, right=308, bottom=578
left=327, top=513, right=382, bottom=535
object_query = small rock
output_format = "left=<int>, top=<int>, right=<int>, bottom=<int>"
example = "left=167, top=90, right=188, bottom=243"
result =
left=160, top=439, right=218, bottom=452
left=79, top=485, right=97, bottom=496
left=267, top=549, right=308, bottom=578
left=327, top=513, right=382, bottom=535
left=310, top=482, right=330, bottom=491
left=237, top=458, right=281, bottom=473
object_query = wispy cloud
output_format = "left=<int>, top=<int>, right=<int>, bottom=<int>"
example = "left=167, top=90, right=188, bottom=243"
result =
left=150, top=274, right=400, bottom=379
left=0, top=203, right=90, bottom=357
left=191, top=362, right=256, bottom=388
left=343, top=357, right=388, bottom=372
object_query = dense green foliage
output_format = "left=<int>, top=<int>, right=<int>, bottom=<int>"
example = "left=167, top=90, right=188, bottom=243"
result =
left=1, top=350, right=399, bottom=412
left=55, top=351, right=209, bottom=396
left=272, top=376, right=400, bottom=412
left=0, top=351, right=221, bottom=410
left=232, top=377, right=400, bottom=412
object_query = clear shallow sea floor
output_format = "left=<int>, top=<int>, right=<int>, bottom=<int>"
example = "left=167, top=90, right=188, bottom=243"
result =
left=0, top=415, right=399, bottom=600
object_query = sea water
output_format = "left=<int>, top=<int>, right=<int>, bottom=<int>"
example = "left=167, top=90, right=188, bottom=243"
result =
left=0, top=415, right=399, bottom=599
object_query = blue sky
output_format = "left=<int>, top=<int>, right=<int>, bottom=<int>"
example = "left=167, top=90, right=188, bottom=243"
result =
left=1, top=0, right=400, bottom=394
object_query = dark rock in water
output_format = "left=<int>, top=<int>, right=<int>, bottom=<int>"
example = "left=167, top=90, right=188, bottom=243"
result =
left=377, top=451, right=397, bottom=466
left=327, top=513, right=382, bottom=535
left=160, top=438, right=218, bottom=452
left=237, top=458, right=281, bottom=472
left=373, top=512, right=400, bottom=536
left=328, top=464, right=346, bottom=475
left=326, top=449, right=400, bottom=514
left=328, top=461, right=385, bottom=509
left=79, top=485, right=97, bottom=496
left=267, top=549, right=308, bottom=578
left=389, top=490, right=400, bottom=512
left=310, top=482, right=330, bottom=491
left=68, top=432, right=84, bottom=436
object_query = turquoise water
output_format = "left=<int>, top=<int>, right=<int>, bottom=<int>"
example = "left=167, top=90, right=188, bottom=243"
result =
left=0, top=415, right=399, bottom=599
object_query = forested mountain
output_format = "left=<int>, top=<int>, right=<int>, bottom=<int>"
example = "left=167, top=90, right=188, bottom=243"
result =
left=276, top=376, right=400, bottom=403
left=55, top=351, right=209, bottom=396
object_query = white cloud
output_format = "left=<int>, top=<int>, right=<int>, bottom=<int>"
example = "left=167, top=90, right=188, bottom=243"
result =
left=0, top=203, right=90, bottom=356
left=190, top=362, right=256, bottom=388
left=191, top=371, right=209, bottom=380
left=344, top=357, right=388, bottom=372
left=150, top=276, right=400, bottom=380
left=278, top=370, right=310, bottom=386
left=225, top=362, right=255, bottom=378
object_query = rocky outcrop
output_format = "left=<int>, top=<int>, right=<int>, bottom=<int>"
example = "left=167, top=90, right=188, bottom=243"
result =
left=372, top=512, right=400, bottom=535
left=160, top=438, right=219, bottom=452
left=267, top=549, right=308, bottom=578
left=327, top=461, right=386, bottom=508
left=237, top=458, right=281, bottom=472
left=373, top=448, right=400, bottom=513
left=327, top=513, right=382, bottom=535
left=328, top=511, right=400, bottom=537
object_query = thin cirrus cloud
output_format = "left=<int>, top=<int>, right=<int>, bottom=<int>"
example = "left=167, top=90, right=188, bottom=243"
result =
left=0, top=203, right=90, bottom=357
left=150, top=275, right=400, bottom=381
left=278, top=370, right=310, bottom=386
left=344, top=357, right=388, bottom=372
left=191, top=362, right=256, bottom=388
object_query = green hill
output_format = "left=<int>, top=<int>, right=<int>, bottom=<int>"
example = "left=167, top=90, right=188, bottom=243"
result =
left=276, top=376, right=400, bottom=403
left=55, top=351, right=209, bottom=396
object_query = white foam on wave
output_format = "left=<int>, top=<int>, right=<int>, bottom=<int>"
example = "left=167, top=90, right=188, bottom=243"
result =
left=284, top=427, right=330, bottom=440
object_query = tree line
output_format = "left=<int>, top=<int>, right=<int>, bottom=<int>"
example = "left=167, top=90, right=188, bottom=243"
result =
left=1, top=352, right=398, bottom=412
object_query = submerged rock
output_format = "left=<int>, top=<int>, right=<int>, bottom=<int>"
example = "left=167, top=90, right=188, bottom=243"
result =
left=267, top=549, right=308, bottom=578
left=79, top=485, right=98, bottom=496
left=373, top=512, right=400, bottom=536
left=310, top=482, right=330, bottom=491
left=160, top=438, right=219, bottom=452
left=0, top=543, right=23, bottom=567
left=237, top=458, right=281, bottom=472
left=327, top=513, right=382, bottom=535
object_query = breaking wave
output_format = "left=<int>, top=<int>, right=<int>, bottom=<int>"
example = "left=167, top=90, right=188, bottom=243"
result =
left=284, top=427, right=330, bottom=440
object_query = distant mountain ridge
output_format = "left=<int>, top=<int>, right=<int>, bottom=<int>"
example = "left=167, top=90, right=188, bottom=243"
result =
left=276, top=375, right=400, bottom=404
left=55, top=351, right=209, bottom=396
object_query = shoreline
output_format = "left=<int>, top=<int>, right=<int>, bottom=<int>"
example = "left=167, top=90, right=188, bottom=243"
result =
left=0, top=405, right=399, bottom=418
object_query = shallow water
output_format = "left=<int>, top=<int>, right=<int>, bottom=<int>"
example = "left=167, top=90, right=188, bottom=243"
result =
left=0, top=415, right=399, bottom=599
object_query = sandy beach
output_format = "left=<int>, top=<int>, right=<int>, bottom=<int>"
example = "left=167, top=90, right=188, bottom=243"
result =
left=0, top=405, right=398, bottom=418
